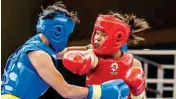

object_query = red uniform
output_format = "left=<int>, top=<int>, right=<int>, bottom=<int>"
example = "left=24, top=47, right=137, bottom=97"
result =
left=86, top=52, right=133, bottom=86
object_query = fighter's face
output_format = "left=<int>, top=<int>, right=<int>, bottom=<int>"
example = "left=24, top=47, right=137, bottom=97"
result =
left=94, top=30, right=106, bottom=48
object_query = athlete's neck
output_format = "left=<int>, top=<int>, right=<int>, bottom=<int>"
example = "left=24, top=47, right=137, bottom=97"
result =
left=113, top=50, right=123, bottom=59
left=39, top=33, right=49, bottom=45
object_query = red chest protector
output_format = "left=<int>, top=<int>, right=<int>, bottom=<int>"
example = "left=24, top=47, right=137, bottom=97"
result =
left=86, top=52, right=134, bottom=86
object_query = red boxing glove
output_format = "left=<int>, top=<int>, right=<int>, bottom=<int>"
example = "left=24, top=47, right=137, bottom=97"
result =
left=125, top=67, right=145, bottom=96
left=62, top=50, right=92, bottom=75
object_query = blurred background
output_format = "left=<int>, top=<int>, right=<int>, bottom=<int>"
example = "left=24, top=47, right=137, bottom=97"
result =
left=2, top=0, right=176, bottom=98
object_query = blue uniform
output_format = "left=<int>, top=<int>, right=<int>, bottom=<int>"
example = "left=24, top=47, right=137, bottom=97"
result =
left=1, top=34, right=57, bottom=99
left=1, top=7, right=76, bottom=98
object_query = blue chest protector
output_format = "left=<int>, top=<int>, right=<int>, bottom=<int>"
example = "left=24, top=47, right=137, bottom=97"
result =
left=1, top=34, right=57, bottom=99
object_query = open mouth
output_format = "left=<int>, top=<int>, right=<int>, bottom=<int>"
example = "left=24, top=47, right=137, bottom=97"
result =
left=94, top=43, right=100, bottom=48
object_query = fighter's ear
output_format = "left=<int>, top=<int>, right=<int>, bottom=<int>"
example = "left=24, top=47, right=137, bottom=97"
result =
left=51, top=25, right=64, bottom=40
left=114, top=31, right=126, bottom=44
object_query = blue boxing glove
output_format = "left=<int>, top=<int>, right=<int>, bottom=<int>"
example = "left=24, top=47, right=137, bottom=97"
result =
left=87, top=79, right=129, bottom=99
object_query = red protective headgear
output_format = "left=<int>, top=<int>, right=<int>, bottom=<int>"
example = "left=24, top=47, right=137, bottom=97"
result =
left=91, top=15, right=130, bottom=55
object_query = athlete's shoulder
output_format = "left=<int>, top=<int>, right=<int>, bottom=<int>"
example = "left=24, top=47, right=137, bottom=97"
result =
left=132, top=58, right=142, bottom=68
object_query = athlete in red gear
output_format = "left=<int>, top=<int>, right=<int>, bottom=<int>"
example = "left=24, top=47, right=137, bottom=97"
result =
left=59, top=12, right=150, bottom=99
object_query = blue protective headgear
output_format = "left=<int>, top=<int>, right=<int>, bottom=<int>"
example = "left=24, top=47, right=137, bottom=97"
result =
left=36, top=11, right=75, bottom=53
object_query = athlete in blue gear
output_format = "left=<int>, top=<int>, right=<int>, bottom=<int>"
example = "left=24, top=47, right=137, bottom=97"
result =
left=1, top=1, right=130, bottom=99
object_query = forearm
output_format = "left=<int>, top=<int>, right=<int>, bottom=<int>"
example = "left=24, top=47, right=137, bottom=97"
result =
left=66, top=44, right=92, bottom=51
left=67, top=85, right=88, bottom=99
left=50, top=76, right=88, bottom=99
left=37, top=66, right=88, bottom=98
left=66, top=46, right=87, bottom=51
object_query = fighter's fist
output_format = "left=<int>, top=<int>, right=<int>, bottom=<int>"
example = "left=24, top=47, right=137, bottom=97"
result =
left=62, top=50, right=92, bottom=75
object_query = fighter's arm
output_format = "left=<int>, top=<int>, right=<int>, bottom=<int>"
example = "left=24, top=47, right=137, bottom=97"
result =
left=57, top=44, right=92, bottom=59
left=125, top=58, right=146, bottom=99
left=28, top=50, right=129, bottom=99
left=65, top=44, right=92, bottom=51
left=28, top=50, right=88, bottom=99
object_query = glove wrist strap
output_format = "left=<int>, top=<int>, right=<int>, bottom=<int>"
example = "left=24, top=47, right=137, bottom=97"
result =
left=87, top=85, right=102, bottom=99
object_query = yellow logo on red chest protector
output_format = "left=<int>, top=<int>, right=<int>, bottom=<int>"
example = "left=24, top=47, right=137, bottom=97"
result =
left=110, top=62, right=118, bottom=75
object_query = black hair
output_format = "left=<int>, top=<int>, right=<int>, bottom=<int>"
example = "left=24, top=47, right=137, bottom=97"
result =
left=109, top=11, right=150, bottom=44
left=39, top=1, right=80, bottom=23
